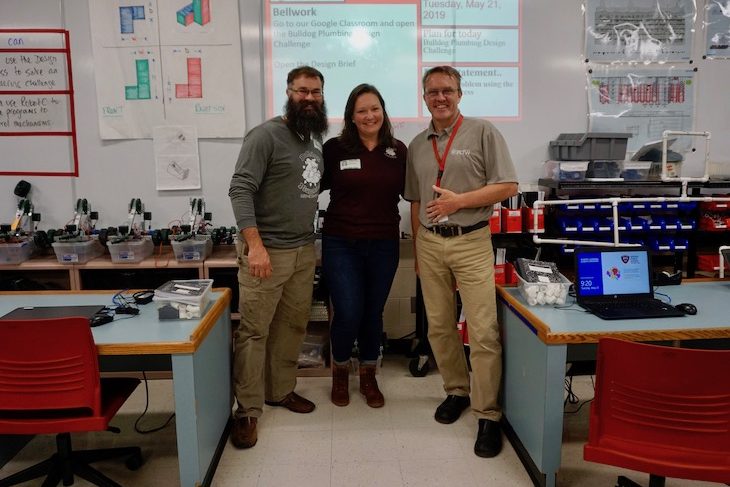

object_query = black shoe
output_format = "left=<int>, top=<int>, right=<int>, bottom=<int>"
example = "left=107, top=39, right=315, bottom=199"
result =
left=474, top=419, right=502, bottom=458
left=434, top=394, right=470, bottom=424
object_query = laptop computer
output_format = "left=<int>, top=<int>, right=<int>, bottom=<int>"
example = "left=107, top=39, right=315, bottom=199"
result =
left=574, top=247, right=685, bottom=320
left=0, top=305, right=107, bottom=324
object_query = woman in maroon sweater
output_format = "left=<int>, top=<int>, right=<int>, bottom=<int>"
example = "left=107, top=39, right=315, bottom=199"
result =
left=321, top=84, right=407, bottom=408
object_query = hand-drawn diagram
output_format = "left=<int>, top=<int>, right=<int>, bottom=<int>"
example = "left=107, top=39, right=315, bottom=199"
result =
left=177, top=0, right=211, bottom=26
left=90, top=0, right=245, bottom=139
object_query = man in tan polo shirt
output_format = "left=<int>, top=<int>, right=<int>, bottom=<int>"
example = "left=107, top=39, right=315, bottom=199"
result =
left=405, top=65, right=518, bottom=458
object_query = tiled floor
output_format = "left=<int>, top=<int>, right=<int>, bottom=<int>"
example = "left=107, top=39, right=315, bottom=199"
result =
left=0, top=356, right=720, bottom=487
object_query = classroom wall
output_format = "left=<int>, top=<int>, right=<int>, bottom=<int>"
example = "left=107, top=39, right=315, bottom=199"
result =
left=0, top=0, right=728, bottom=232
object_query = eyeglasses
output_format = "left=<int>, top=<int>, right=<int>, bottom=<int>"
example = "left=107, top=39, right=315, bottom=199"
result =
left=424, top=88, right=458, bottom=99
left=288, top=87, right=324, bottom=98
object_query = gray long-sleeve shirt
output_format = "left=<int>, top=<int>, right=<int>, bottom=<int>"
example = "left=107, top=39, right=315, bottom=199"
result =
left=229, top=116, right=323, bottom=248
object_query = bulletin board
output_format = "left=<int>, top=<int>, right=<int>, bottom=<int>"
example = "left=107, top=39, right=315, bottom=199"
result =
left=0, top=29, right=78, bottom=176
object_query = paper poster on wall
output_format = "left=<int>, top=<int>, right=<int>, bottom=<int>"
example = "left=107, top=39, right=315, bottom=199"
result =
left=587, top=66, right=695, bottom=153
left=153, top=125, right=201, bottom=190
left=0, top=29, right=79, bottom=176
left=705, top=1, right=730, bottom=58
left=89, top=0, right=245, bottom=139
left=584, top=0, right=695, bottom=63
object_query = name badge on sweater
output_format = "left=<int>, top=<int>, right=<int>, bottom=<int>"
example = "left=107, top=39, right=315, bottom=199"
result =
left=340, top=159, right=361, bottom=170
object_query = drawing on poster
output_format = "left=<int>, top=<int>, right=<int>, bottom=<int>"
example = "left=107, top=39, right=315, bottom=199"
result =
left=177, top=0, right=211, bottom=26
left=154, top=125, right=200, bottom=190
left=584, top=0, right=695, bottom=62
left=167, top=160, right=190, bottom=179
left=705, top=1, right=730, bottom=58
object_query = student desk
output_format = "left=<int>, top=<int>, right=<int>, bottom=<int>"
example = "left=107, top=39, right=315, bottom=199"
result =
left=0, top=289, right=232, bottom=487
left=496, top=280, right=730, bottom=487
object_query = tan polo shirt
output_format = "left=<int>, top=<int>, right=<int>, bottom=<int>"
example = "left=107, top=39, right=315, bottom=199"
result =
left=405, top=115, right=518, bottom=228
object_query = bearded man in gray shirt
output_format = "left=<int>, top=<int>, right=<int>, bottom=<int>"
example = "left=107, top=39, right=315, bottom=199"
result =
left=228, top=66, right=327, bottom=449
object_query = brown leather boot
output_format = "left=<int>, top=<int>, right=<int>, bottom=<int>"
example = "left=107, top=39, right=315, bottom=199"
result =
left=230, top=416, right=257, bottom=449
left=359, top=364, right=384, bottom=408
left=331, top=363, right=350, bottom=406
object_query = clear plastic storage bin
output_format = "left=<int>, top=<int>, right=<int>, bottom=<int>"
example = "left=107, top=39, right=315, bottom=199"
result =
left=298, top=332, right=328, bottom=369
left=544, top=161, right=589, bottom=181
left=0, top=239, right=34, bottom=264
left=516, top=272, right=572, bottom=306
left=170, top=235, right=213, bottom=261
left=154, top=279, right=213, bottom=320
left=621, top=161, right=652, bottom=181
left=51, top=239, right=104, bottom=264
left=648, top=161, right=682, bottom=179
left=107, top=237, right=154, bottom=263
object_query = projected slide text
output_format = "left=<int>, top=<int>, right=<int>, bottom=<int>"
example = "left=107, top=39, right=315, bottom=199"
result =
left=265, top=0, right=521, bottom=121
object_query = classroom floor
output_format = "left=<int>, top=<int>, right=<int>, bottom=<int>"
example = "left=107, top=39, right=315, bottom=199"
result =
left=0, top=355, right=720, bottom=487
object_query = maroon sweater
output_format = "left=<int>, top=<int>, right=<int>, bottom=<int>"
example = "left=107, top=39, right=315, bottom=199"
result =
left=322, top=137, right=407, bottom=240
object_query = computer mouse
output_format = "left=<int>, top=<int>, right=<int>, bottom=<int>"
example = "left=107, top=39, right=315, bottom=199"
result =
left=675, top=303, right=697, bottom=316
left=90, top=314, right=114, bottom=327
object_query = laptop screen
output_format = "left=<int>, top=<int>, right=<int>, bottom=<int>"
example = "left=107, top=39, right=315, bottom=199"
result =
left=574, top=247, right=652, bottom=299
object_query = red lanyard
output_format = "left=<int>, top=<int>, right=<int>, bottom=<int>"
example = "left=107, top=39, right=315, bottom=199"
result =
left=431, top=114, right=464, bottom=187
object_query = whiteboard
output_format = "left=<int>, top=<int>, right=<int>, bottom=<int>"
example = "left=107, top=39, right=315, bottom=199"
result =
left=0, top=30, right=78, bottom=175
left=0, top=0, right=728, bottom=232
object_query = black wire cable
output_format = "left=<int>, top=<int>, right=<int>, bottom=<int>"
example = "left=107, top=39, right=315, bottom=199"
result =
left=564, top=375, right=596, bottom=414
left=110, top=289, right=141, bottom=315
left=564, top=376, right=579, bottom=407
left=552, top=293, right=589, bottom=311
left=133, top=371, right=176, bottom=434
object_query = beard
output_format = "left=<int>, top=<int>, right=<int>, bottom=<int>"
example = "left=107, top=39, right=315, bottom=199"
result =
left=284, top=97, right=328, bottom=138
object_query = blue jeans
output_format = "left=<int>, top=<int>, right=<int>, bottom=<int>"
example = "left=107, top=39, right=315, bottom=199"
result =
left=322, top=235, right=399, bottom=363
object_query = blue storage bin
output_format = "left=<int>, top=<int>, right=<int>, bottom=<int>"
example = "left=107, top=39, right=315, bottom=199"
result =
left=558, top=217, right=582, bottom=233
left=580, top=218, right=600, bottom=232
left=678, top=201, right=697, bottom=212
left=627, top=217, right=649, bottom=231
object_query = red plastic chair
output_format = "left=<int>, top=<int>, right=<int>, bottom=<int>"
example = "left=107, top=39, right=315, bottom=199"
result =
left=584, top=338, right=730, bottom=487
left=0, top=317, right=143, bottom=486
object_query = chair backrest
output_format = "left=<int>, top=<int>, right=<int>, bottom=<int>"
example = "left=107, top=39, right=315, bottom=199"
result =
left=0, top=317, right=101, bottom=414
left=587, top=338, right=730, bottom=482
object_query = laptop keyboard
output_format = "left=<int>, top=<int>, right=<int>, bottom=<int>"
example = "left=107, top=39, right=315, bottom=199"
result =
left=593, top=299, right=670, bottom=312
left=584, top=298, right=685, bottom=319
left=600, top=299, right=670, bottom=310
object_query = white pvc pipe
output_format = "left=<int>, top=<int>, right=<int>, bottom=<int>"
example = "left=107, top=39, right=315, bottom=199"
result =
left=531, top=196, right=730, bottom=247
left=660, top=130, right=711, bottom=195
left=528, top=129, right=729, bottom=269
left=719, top=246, right=730, bottom=279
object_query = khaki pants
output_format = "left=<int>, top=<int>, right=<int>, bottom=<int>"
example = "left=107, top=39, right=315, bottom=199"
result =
left=233, top=241, right=316, bottom=419
left=416, top=226, right=502, bottom=421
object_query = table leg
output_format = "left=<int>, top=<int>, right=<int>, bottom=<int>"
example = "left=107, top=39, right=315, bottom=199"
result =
left=501, top=305, right=567, bottom=487
left=171, top=310, right=232, bottom=487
